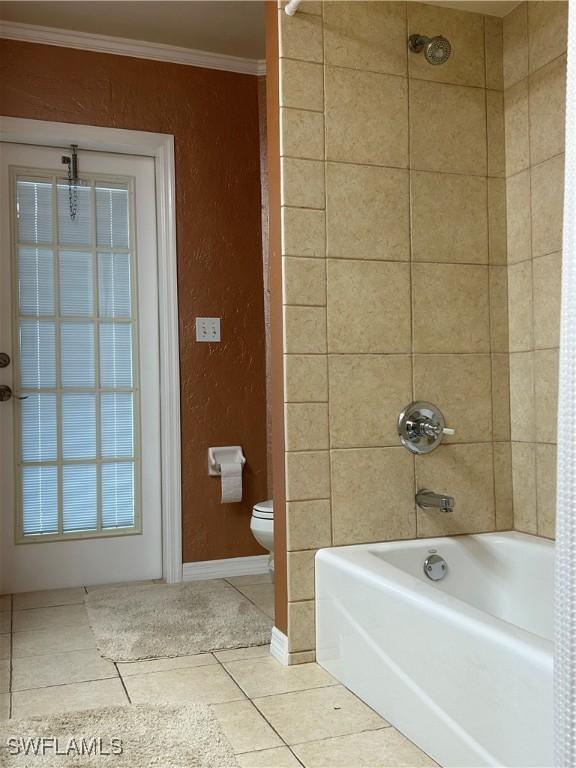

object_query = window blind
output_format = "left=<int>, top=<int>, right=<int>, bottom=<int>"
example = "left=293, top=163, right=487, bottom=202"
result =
left=14, top=175, right=138, bottom=538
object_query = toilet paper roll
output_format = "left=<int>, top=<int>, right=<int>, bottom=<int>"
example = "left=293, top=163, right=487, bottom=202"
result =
left=220, top=461, right=243, bottom=503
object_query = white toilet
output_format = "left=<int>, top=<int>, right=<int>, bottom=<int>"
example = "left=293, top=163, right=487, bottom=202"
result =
left=250, top=499, right=274, bottom=557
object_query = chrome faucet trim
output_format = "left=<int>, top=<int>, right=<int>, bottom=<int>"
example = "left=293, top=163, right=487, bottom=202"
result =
left=397, top=401, right=455, bottom=455
left=416, top=488, right=455, bottom=514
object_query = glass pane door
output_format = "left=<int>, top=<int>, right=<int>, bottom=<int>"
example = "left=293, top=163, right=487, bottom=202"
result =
left=13, top=171, right=140, bottom=540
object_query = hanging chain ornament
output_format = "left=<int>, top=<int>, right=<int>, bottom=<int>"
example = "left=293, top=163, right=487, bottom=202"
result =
left=61, top=144, right=79, bottom=221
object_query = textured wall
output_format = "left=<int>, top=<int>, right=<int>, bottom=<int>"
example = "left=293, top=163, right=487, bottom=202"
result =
left=0, top=39, right=269, bottom=563
left=277, top=0, right=512, bottom=659
left=503, top=1, right=567, bottom=539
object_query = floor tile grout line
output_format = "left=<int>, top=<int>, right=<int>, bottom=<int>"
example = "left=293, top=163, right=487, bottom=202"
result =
left=243, top=681, right=340, bottom=702
left=214, top=650, right=346, bottom=741
left=9, top=600, right=109, bottom=701
left=212, top=653, right=295, bottom=754
left=223, top=674, right=395, bottom=758
left=216, top=620, right=403, bottom=748
left=288, top=723, right=393, bottom=750
left=209, top=653, right=252, bottom=705
left=115, top=658, right=221, bottom=679
left=224, top=579, right=275, bottom=621
left=11, top=645, right=98, bottom=661
left=12, top=609, right=89, bottom=631
left=114, top=662, right=132, bottom=704
left=11, top=653, right=256, bottom=704
left=222, top=696, right=290, bottom=756
left=250, top=680, right=386, bottom=719
left=287, top=745, right=306, bottom=767
left=223, top=576, right=273, bottom=588
left=11, top=623, right=91, bottom=637
left=11, top=673, right=119, bottom=695
left=12, top=601, right=86, bottom=612
left=237, top=743, right=306, bottom=768
left=228, top=583, right=274, bottom=602
left=232, top=742, right=295, bottom=757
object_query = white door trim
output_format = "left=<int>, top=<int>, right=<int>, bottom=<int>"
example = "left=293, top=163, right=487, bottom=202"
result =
left=0, top=116, right=183, bottom=583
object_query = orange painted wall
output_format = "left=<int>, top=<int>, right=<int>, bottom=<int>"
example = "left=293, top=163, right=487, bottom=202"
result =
left=0, top=39, right=269, bottom=563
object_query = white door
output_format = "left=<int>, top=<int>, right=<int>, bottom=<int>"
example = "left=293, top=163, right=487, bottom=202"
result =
left=0, top=143, right=162, bottom=592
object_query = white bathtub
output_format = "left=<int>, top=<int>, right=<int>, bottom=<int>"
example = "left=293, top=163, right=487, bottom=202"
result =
left=316, top=532, right=553, bottom=768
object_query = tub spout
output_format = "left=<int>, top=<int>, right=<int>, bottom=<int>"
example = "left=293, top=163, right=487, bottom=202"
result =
left=416, top=488, right=455, bottom=513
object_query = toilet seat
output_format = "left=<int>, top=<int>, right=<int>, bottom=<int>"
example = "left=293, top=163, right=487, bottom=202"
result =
left=252, top=500, right=273, bottom=520
left=250, top=500, right=274, bottom=555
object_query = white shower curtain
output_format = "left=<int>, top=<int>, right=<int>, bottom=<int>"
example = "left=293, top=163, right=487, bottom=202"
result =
left=555, top=1, right=576, bottom=765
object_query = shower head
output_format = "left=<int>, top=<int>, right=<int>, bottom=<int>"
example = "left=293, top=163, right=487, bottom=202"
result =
left=408, top=34, right=452, bottom=65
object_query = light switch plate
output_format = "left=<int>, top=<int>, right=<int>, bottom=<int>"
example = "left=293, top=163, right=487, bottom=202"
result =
left=196, top=317, right=221, bottom=342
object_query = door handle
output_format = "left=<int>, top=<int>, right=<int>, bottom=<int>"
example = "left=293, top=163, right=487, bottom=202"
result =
left=0, top=385, right=28, bottom=402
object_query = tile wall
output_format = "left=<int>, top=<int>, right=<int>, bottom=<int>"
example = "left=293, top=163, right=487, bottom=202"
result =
left=503, top=1, right=567, bottom=538
left=277, top=0, right=512, bottom=659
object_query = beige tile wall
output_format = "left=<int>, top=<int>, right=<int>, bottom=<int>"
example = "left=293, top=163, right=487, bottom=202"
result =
left=278, top=0, right=513, bottom=660
left=503, top=0, right=567, bottom=539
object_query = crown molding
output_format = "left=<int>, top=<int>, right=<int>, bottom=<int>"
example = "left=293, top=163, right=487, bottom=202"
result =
left=0, top=20, right=266, bottom=76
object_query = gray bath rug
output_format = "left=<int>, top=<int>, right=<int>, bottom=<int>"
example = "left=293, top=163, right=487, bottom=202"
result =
left=85, top=580, right=272, bottom=662
left=0, top=704, right=238, bottom=767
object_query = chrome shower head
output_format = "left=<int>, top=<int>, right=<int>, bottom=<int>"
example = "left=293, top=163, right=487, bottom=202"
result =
left=408, top=34, right=452, bottom=65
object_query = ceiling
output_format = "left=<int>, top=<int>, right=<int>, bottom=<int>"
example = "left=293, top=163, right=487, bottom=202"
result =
left=0, top=1, right=266, bottom=59
left=0, top=0, right=525, bottom=62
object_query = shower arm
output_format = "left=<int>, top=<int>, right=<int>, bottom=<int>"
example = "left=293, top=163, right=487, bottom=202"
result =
left=408, top=34, right=428, bottom=53
left=285, top=0, right=302, bottom=16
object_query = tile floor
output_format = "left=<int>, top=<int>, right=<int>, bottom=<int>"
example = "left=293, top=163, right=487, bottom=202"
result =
left=0, top=577, right=437, bottom=767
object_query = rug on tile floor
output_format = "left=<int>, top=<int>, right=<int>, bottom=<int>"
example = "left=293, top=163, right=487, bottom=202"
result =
left=0, top=704, right=238, bottom=767
left=85, top=580, right=272, bottom=661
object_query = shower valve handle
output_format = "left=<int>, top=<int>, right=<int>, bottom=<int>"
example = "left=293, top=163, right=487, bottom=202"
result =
left=398, top=401, right=454, bottom=454
left=416, top=420, right=455, bottom=439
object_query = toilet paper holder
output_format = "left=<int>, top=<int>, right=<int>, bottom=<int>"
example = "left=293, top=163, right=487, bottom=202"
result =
left=208, top=446, right=246, bottom=476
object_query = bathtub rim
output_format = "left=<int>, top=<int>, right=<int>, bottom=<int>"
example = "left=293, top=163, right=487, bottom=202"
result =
left=315, top=531, right=553, bottom=662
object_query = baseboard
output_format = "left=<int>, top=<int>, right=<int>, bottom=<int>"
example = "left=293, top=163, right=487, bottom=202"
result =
left=182, top=554, right=270, bottom=581
left=270, top=626, right=289, bottom=666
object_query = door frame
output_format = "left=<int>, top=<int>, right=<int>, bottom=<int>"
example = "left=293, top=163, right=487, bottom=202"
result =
left=0, top=116, right=183, bottom=583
